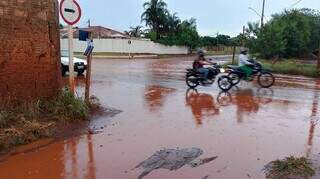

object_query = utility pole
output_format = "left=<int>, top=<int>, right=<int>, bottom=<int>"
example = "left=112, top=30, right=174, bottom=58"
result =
left=216, top=32, right=219, bottom=46
left=68, top=25, right=75, bottom=94
left=261, top=0, right=266, bottom=27
left=317, top=49, right=320, bottom=69
left=242, top=26, right=246, bottom=46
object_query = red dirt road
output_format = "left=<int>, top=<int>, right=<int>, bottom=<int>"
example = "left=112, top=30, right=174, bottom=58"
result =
left=0, top=57, right=319, bottom=179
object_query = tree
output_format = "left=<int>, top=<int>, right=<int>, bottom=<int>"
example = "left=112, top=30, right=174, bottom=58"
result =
left=273, top=10, right=311, bottom=57
left=125, top=26, right=144, bottom=38
left=159, top=18, right=200, bottom=50
left=165, top=12, right=181, bottom=35
left=254, top=21, right=287, bottom=58
left=246, top=8, right=320, bottom=59
left=141, top=0, right=168, bottom=39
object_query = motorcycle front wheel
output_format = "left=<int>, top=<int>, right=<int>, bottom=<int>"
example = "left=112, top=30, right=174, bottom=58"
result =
left=218, top=76, right=233, bottom=91
left=186, top=74, right=199, bottom=88
left=258, top=72, right=275, bottom=88
left=228, top=73, right=241, bottom=86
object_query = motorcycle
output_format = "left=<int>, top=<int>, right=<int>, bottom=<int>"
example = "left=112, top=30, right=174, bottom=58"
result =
left=226, top=59, right=275, bottom=88
left=185, top=62, right=232, bottom=91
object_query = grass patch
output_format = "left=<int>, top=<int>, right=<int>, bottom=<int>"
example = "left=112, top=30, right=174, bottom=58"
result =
left=265, top=156, right=315, bottom=179
left=0, top=89, right=102, bottom=154
left=225, top=59, right=320, bottom=78
left=261, top=60, right=320, bottom=78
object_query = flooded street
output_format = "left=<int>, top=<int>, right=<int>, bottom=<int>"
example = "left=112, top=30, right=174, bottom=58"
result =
left=0, top=56, right=320, bottom=179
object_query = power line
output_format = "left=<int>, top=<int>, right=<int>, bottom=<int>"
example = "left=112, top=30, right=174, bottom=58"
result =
left=248, top=7, right=262, bottom=18
left=290, top=0, right=303, bottom=8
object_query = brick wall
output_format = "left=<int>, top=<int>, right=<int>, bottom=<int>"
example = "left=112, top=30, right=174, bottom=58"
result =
left=0, top=0, right=62, bottom=100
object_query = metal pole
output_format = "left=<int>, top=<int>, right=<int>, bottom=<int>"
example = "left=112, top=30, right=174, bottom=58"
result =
left=68, top=25, right=75, bottom=94
left=85, top=32, right=93, bottom=102
left=261, top=0, right=266, bottom=27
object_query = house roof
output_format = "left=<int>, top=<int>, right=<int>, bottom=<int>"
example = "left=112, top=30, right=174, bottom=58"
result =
left=60, top=26, right=130, bottom=39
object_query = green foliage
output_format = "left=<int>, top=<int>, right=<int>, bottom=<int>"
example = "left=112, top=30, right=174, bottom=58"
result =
left=141, top=0, right=201, bottom=50
left=254, top=21, right=287, bottom=58
left=125, top=26, right=144, bottom=38
left=158, top=18, right=200, bottom=49
left=0, top=89, right=102, bottom=153
left=141, top=0, right=168, bottom=39
left=245, top=8, right=320, bottom=59
left=201, top=35, right=233, bottom=47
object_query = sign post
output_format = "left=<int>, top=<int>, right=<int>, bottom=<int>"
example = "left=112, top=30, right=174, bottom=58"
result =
left=60, top=0, right=82, bottom=94
left=85, top=33, right=93, bottom=102
left=128, top=39, right=132, bottom=59
left=68, top=25, right=75, bottom=93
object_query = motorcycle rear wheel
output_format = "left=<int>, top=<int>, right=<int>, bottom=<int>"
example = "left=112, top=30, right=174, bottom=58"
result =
left=258, top=72, right=275, bottom=88
left=186, top=74, right=199, bottom=88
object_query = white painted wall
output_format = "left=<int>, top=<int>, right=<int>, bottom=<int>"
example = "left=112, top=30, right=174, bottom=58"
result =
left=60, top=38, right=189, bottom=55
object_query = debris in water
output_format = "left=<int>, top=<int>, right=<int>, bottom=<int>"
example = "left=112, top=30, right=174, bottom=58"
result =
left=136, top=148, right=217, bottom=179
left=189, top=156, right=218, bottom=168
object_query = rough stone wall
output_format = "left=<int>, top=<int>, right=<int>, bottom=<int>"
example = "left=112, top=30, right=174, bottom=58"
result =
left=0, top=0, right=61, bottom=100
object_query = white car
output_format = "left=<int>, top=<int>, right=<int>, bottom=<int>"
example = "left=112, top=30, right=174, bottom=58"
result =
left=61, top=50, right=87, bottom=76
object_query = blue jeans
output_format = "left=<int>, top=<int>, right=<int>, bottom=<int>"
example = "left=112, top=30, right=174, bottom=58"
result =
left=197, top=68, right=209, bottom=79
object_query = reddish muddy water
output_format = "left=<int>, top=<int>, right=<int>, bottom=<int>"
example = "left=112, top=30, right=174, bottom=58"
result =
left=0, top=56, right=319, bottom=179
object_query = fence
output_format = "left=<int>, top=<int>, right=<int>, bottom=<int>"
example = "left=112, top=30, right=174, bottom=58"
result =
left=60, top=38, right=189, bottom=55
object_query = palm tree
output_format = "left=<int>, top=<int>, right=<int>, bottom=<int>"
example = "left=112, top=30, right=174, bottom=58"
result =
left=141, top=0, right=168, bottom=39
left=166, top=12, right=181, bottom=34
left=126, top=26, right=144, bottom=38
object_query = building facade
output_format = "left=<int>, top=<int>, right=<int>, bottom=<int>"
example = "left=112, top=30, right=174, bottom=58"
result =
left=0, top=0, right=61, bottom=100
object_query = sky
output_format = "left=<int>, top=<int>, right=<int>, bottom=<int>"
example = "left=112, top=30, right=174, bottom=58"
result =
left=60, top=0, right=320, bottom=37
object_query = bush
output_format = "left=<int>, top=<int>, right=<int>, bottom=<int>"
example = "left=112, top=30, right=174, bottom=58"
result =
left=0, top=88, right=101, bottom=154
left=40, top=89, right=89, bottom=122
left=265, top=156, right=315, bottom=179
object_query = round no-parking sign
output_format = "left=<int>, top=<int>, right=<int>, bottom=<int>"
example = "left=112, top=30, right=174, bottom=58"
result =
left=60, top=0, right=82, bottom=25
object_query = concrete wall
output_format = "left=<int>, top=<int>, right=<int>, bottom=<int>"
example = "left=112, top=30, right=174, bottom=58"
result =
left=61, top=38, right=189, bottom=55
left=0, top=0, right=61, bottom=100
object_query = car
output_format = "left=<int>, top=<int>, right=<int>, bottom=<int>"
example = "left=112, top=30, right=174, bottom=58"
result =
left=61, top=50, right=87, bottom=76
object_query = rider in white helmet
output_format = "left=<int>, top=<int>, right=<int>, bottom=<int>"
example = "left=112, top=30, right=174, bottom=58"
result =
left=238, top=47, right=253, bottom=80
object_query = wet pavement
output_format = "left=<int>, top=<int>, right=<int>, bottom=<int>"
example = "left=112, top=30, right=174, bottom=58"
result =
left=0, top=56, right=320, bottom=179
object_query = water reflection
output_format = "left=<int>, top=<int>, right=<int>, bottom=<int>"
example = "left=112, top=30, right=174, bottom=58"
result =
left=234, top=89, right=260, bottom=123
left=185, top=89, right=220, bottom=126
left=144, top=85, right=176, bottom=112
left=185, top=88, right=293, bottom=125
left=0, top=133, right=98, bottom=179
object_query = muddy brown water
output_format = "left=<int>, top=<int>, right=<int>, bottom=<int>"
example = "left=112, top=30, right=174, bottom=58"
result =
left=0, top=56, right=320, bottom=179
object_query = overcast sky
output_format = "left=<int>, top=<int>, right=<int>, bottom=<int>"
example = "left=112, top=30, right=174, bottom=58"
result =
left=61, top=0, right=320, bottom=37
